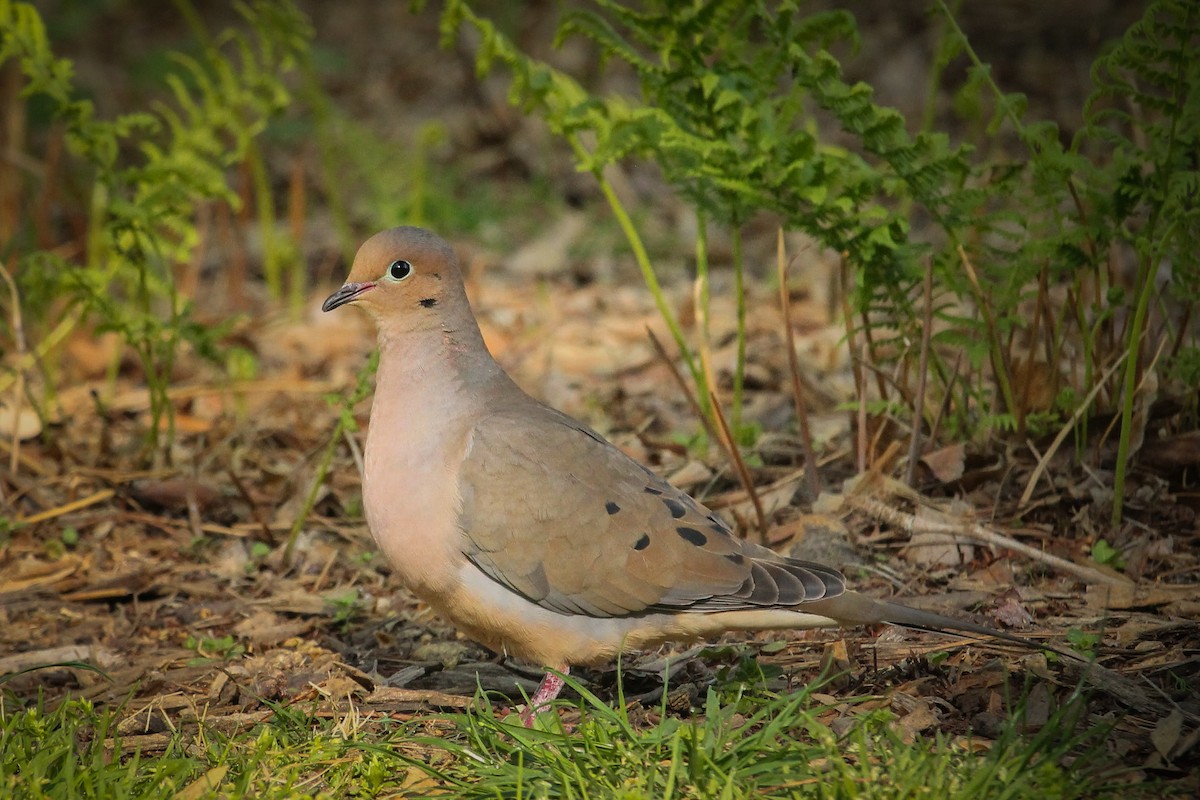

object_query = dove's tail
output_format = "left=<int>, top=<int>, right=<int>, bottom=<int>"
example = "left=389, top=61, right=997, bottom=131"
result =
left=806, top=590, right=1082, bottom=662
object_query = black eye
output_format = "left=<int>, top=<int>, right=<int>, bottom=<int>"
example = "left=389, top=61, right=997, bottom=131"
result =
left=388, top=259, right=412, bottom=281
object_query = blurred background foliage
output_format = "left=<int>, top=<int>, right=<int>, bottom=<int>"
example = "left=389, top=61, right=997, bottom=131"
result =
left=1, top=0, right=1196, bottom=524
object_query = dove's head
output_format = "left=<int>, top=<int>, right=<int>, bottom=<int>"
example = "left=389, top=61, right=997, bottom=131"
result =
left=322, top=227, right=468, bottom=334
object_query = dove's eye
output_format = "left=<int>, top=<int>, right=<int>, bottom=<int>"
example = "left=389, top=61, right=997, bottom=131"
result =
left=388, top=260, right=412, bottom=281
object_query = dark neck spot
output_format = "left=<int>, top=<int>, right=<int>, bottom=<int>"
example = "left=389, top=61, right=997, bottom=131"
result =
left=419, top=297, right=438, bottom=308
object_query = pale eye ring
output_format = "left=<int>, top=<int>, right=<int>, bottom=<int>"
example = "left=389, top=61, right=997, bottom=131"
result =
left=388, top=259, right=412, bottom=281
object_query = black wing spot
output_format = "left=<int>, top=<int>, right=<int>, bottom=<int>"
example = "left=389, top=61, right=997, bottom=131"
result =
left=662, top=498, right=686, bottom=519
left=725, top=553, right=745, bottom=565
left=644, top=486, right=663, bottom=496
left=419, top=297, right=438, bottom=308
left=676, top=526, right=708, bottom=546
left=605, top=501, right=621, bottom=515
left=633, top=533, right=650, bottom=551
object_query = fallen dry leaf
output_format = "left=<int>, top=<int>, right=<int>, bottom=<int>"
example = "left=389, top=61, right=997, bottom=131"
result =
left=989, top=588, right=1035, bottom=629
left=174, top=765, right=229, bottom=800
left=0, top=401, right=41, bottom=440
left=921, top=443, right=966, bottom=483
left=891, top=697, right=940, bottom=744
left=130, top=478, right=221, bottom=512
left=1150, top=709, right=1183, bottom=761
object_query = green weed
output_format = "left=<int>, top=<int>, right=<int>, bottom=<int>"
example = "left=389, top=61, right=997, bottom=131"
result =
left=1, top=0, right=309, bottom=457
left=434, top=0, right=1199, bottom=520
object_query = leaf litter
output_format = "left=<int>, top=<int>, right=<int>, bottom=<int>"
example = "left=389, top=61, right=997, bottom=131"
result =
left=2, top=244, right=1197, bottom=790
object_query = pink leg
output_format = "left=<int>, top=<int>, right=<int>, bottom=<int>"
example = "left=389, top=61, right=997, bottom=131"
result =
left=519, top=667, right=568, bottom=727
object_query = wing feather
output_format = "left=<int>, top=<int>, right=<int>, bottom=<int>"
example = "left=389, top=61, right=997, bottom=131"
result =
left=457, top=404, right=846, bottom=618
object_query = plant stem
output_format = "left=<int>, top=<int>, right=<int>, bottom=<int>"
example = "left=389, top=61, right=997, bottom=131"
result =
left=284, top=426, right=340, bottom=566
left=286, top=351, right=379, bottom=564
left=1112, top=4, right=1191, bottom=526
left=958, top=245, right=1020, bottom=436
left=730, top=226, right=746, bottom=432
left=247, top=140, right=281, bottom=301
left=905, top=259, right=934, bottom=487
left=694, top=213, right=714, bottom=423
left=776, top=230, right=822, bottom=499
left=709, top=390, right=766, bottom=539
left=579, top=140, right=704, bottom=404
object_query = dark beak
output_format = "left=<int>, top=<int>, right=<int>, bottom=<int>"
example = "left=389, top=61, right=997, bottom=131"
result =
left=322, top=281, right=375, bottom=312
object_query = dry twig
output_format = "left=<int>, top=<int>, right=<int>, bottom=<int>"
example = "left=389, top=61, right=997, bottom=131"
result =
left=708, top=390, right=767, bottom=539
left=849, top=493, right=1129, bottom=587
left=776, top=229, right=822, bottom=499
left=904, top=259, right=934, bottom=488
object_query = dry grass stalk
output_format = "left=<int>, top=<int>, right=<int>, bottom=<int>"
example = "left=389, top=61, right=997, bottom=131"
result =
left=776, top=229, right=822, bottom=499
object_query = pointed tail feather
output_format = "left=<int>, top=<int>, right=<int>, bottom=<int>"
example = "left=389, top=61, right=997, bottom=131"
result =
left=808, top=591, right=1084, bottom=662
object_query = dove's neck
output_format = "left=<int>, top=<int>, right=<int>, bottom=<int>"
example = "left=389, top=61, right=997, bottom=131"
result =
left=374, top=316, right=508, bottom=413
left=362, top=318, right=510, bottom=597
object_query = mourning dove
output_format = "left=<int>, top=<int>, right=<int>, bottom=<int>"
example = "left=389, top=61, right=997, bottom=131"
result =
left=323, top=227, right=1051, bottom=723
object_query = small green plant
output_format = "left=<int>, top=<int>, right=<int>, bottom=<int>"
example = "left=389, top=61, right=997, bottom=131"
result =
left=0, top=0, right=312, bottom=458
left=285, top=349, right=379, bottom=563
left=712, top=650, right=783, bottom=688
left=1077, top=0, right=1200, bottom=523
left=328, top=588, right=364, bottom=630
left=343, top=495, right=364, bottom=519
left=1066, top=629, right=1103, bottom=657
left=183, top=633, right=246, bottom=665
left=244, top=540, right=273, bottom=573
left=1090, top=539, right=1126, bottom=571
